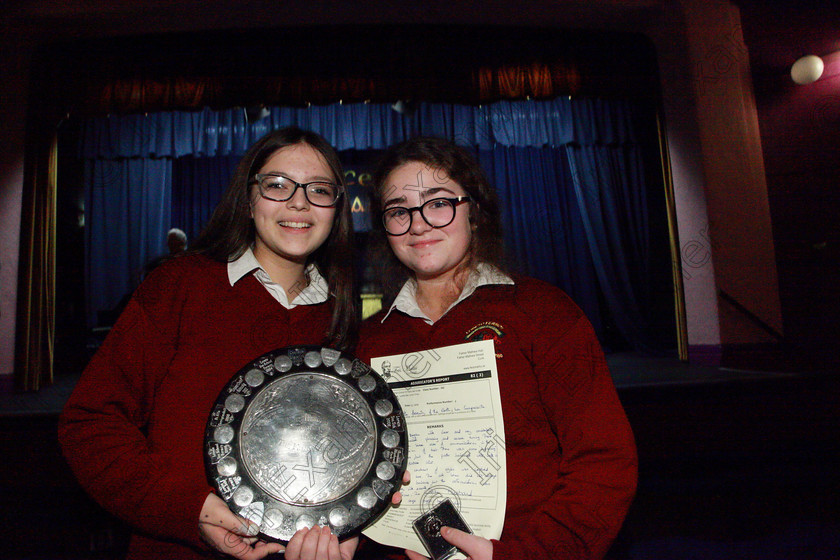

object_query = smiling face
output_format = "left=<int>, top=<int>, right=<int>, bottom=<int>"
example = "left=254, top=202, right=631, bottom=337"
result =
left=382, top=161, right=473, bottom=283
left=250, top=142, right=337, bottom=270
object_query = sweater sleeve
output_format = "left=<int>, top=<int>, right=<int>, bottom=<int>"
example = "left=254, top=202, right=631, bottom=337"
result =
left=493, top=290, right=638, bottom=560
left=58, top=263, right=212, bottom=551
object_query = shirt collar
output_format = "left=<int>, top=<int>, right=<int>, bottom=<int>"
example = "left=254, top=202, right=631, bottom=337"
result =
left=381, top=263, right=514, bottom=325
left=228, top=247, right=330, bottom=308
left=228, top=246, right=263, bottom=286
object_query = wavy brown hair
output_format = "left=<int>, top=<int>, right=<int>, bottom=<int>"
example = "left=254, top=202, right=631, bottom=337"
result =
left=189, top=126, right=356, bottom=349
left=369, top=136, right=505, bottom=301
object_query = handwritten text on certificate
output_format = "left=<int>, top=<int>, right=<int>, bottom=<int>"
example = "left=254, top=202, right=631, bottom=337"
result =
left=363, top=340, right=506, bottom=557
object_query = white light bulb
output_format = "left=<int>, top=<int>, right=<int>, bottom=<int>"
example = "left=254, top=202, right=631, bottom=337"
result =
left=791, top=55, right=824, bottom=85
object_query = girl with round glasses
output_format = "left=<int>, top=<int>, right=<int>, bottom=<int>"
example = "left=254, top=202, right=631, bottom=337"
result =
left=60, top=127, right=397, bottom=560
left=356, top=136, right=637, bottom=560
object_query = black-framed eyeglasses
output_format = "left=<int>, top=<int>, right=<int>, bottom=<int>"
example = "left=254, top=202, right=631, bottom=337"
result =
left=381, top=196, right=471, bottom=236
left=252, top=173, right=343, bottom=207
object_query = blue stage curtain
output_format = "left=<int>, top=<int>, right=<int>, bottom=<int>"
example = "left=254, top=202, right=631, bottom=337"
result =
left=566, top=144, right=652, bottom=350
left=170, top=154, right=240, bottom=241
left=478, top=146, right=604, bottom=337
left=81, top=97, right=656, bottom=349
left=80, top=97, right=636, bottom=157
left=84, top=157, right=172, bottom=327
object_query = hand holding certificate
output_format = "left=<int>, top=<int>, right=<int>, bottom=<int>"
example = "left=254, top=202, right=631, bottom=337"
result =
left=363, top=340, right=506, bottom=559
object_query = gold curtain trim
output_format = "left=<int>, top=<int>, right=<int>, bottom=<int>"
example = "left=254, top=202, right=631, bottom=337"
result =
left=656, top=113, right=688, bottom=361
left=15, top=133, right=57, bottom=391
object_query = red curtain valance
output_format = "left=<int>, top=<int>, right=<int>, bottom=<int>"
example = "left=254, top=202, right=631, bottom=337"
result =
left=36, top=25, right=658, bottom=116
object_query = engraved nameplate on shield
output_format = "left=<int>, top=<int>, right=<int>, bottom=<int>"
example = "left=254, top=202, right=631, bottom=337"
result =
left=204, top=346, right=408, bottom=543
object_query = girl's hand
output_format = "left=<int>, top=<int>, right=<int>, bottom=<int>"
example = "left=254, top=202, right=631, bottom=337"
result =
left=198, top=493, right=284, bottom=559
left=198, top=469, right=408, bottom=559
left=284, top=469, right=408, bottom=560
left=285, top=525, right=359, bottom=560
left=405, top=527, right=493, bottom=560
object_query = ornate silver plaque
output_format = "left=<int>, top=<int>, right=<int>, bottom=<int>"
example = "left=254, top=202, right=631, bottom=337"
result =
left=204, top=346, right=408, bottom=543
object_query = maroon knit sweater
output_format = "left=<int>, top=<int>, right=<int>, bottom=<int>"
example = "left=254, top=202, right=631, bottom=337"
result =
left=58, top=254, right=333, bottom=559
left=355, top=276, right=637, bottom=560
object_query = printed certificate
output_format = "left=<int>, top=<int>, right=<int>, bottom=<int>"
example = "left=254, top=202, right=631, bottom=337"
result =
left=363, top=340, right=506, bottom=557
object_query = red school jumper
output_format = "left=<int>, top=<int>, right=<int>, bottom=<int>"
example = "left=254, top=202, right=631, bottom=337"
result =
left=59, top=254, right=333, bottom=559
left=355, top=276, right=637, bottom=560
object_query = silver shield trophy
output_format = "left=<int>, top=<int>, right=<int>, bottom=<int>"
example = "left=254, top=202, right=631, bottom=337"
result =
left=204, top=345, right=408, bottom=543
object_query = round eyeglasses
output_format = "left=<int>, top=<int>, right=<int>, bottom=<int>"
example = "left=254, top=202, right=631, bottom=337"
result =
left=252, top=173, right=342, bottom=207
left=381, top=196, right=471, bottom=236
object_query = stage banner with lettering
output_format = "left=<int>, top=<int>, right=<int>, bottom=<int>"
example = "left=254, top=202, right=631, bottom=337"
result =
left=340, top=149, right=381, bottom=233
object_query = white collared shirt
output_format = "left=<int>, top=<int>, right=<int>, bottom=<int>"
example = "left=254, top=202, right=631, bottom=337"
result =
left=382, top=263, right=515, bottom=325
left=227, top=247, right=329, bottom=309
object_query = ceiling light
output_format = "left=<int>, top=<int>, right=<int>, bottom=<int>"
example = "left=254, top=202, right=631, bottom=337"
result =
left=791, top=55, right=825, bottom=85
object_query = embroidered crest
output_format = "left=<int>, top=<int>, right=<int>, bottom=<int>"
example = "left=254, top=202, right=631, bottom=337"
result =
left=465, top=322, right=506, bottom=346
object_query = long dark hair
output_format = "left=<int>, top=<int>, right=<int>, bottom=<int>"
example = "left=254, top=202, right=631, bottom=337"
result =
left=190, top=126, right=356, bottom=349
left=370, top=136, right=505, bottom=301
